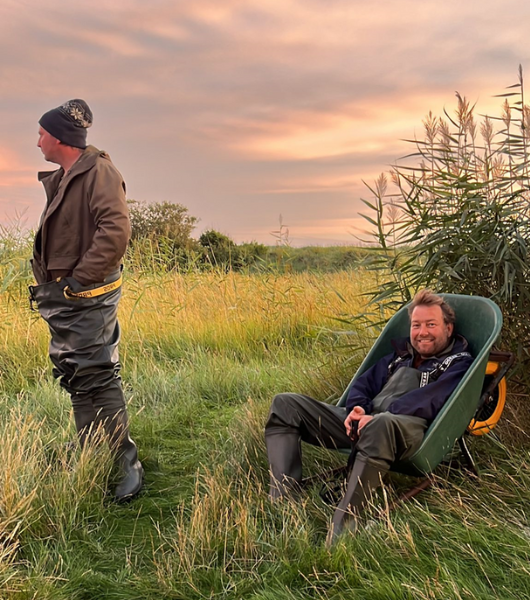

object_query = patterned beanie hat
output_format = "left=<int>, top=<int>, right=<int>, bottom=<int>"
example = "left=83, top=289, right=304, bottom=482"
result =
left=39, top=99, right=93, bottom=149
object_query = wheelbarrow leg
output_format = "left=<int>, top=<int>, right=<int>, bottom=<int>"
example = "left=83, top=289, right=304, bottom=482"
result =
left=458, top=436, right=479, bottom=476
left=386, top=476, right=433, bottom=512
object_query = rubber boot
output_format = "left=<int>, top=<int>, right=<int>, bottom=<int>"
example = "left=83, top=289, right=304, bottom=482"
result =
left=265, top=432, right=302, bottom=499
left=113, top=435, right=144, bottom=501
left=72, top=402, right=143, bottom=500
left=326, top=456, right=387, bottom=546
left=99, top=409, right=143, bottom=501
left=90, top=384, right=144, bottom=501
left=71, top=393, right=97, bottom=448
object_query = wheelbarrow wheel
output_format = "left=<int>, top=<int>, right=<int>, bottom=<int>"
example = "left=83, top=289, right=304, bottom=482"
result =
left=467, top=373, right=507, bottom=436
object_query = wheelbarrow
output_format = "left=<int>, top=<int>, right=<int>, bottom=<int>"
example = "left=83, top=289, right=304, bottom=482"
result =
left=303, top=294, right=514, bottom=505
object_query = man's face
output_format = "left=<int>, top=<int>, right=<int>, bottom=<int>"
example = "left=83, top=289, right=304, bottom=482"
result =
left=37, top=126, right=61, bottom=163
left=410, top=304, right=454, bottom=358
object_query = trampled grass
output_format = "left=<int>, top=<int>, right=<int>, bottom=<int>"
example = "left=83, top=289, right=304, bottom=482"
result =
left=0, top=263, right=528, bottom=599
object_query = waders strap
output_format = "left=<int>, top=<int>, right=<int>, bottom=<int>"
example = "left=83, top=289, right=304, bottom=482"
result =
left=63, top=275, right=123, bottom=300
left=28, top=285, right=37, bottom=311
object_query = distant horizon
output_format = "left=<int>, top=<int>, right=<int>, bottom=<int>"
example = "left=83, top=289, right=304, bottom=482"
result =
left=1, top=0, right=528, bottom=245
left=0, top=207, right=379, bottom=249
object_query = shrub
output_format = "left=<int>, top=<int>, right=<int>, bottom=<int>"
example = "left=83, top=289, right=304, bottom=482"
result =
left=199, top=229, right=238, bottom=268
left=128, top=200, right=198, bottom=247
left=237, top=241, right=268, bottom=267
left=359, top=67, right=530, bottom=373
left=199, top=230, right=267, bottom=270
left=126, top=200, right=200, bottom=271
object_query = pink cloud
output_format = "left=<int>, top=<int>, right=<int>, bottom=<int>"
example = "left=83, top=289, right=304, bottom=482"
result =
left=0, top=147, right=36, bottom=188
left=0, top=0, right=528, bottom=243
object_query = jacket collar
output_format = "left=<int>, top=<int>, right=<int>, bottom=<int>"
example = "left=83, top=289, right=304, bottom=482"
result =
left=37, top=145, right=107, bottom=184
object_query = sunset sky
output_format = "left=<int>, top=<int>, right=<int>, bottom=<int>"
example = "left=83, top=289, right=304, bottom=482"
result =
left=1, top=0, right=528, bottom=245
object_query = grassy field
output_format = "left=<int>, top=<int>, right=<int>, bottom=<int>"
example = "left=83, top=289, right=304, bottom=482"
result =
left=0, top=264, right=529, bottom=599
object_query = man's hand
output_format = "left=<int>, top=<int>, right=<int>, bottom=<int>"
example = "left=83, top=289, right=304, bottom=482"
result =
left=357, top=414, right=374, bottom=433
left=345, top=406, right=373, bottom=438
left=344, top=406, right=364, bottom=437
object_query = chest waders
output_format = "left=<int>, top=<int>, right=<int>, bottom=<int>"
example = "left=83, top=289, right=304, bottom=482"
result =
left=327, top=352, right=472, bottom=544
left=327, top=368, right=428, bottom=545
left=29, top=272, right=143, bottom=501
left=265, top=347, right=473, bottom=544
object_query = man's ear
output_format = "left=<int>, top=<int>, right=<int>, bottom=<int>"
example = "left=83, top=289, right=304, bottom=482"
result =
left=447, top=322, right=454, bottom=337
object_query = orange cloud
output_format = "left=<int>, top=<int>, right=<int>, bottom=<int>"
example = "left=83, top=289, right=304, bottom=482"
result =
left=198, top=87, right=509, bottom=163
left=0, top=147, right=35, bottom=188
left=0, top=0, right=527, bottom=244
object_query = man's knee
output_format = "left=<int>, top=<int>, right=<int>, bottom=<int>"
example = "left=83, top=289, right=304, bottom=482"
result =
left=357, top=412, right=426, bottom=465
left=364, top=412, right=396, bottom=435
left=266, top=393, right=304, bottom=434
left=270, top=392, right=297, bottom=412
left=356, top=412, right=400, bottom=465
left=66, top=366, right=120, bottom=398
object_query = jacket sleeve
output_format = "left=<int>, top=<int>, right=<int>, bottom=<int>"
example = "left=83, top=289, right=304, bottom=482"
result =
left=387, top=356, right=474, bottom=422
left=345, top=353, right=395, bottom=413
left=73, top=159, right=131, bottom=285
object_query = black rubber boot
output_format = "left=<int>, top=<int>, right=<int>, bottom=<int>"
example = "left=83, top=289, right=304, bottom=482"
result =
left=70, top=395, right=143, bottom=500
left=265, top=432, right=302, bottom=499
left=113, top=436, right=144, bottom=501
left=90, top=386, right=144, bottom=501
left=71, top=392, right=97, bottom=448
left=101, top=412, right=143, bottom=501
left=326, top=457, right=387, bottom=546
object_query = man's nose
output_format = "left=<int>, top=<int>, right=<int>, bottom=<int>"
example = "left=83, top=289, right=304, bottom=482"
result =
left=419, top=324, right=429, bottom=336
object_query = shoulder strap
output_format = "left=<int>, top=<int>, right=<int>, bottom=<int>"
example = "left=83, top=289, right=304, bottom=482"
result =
left=387, top=354, right=409, bottom=378
left=419, top=352, right=473, bottom=387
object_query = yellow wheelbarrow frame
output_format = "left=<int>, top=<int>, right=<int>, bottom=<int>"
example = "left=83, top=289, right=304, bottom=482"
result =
left=467, top=350, right=515, bottom=436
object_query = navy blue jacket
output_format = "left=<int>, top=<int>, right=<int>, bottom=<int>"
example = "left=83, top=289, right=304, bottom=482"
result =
left=345, top=335, right=474, bottom=423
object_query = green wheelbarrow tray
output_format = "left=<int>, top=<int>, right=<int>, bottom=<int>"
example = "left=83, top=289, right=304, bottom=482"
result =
left=335, top=294, right=503, bottom=477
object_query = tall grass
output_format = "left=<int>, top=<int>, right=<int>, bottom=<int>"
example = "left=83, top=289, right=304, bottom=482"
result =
left=0, top=238, right=527, bottom=598
left=153, top=450, right=530, bottom=600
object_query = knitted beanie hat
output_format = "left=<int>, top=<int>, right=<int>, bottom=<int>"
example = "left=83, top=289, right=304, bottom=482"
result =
left=39, top=99, right=93, bottom=149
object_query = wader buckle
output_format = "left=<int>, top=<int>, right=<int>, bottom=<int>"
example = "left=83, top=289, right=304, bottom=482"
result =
left=28, top=286, right=36, bottom=311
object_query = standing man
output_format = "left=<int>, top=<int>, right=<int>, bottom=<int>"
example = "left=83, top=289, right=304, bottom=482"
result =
left=30, top=99, right=143, bottom=501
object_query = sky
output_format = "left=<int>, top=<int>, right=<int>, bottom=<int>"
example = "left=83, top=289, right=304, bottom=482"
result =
left=1, top=0, right=529, bottom=246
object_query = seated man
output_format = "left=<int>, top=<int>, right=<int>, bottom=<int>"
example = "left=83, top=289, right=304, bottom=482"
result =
left=264, top=289, right=474, bottom=544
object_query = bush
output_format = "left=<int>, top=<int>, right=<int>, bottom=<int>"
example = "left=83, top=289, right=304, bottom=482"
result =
left=128, top=200, right=198, bottom=247
left=199, top=229, right=238, bottom=268
left=199, top=230, right=267, bottom=270
left=237, top=241, right=268, bottom=267
left=126, top=200, right=200, bottom=271
left=359, top=67, right=530, bottom=370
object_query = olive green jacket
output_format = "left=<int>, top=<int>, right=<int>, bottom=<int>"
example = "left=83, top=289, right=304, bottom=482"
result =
left=32, top=146, right=131, bottom=285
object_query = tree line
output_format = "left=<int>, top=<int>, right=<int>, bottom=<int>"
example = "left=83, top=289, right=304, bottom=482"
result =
left=127, top=199, right=268, bottom=271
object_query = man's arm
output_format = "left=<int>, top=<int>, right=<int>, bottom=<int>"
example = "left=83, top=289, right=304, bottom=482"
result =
left=345, top=352, right=395, bottom=413
left=386, top=356, right=474, bottom=422
left=343, top=354, right=395, bottom=437
left=73, top=160, right=131, bottom=285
